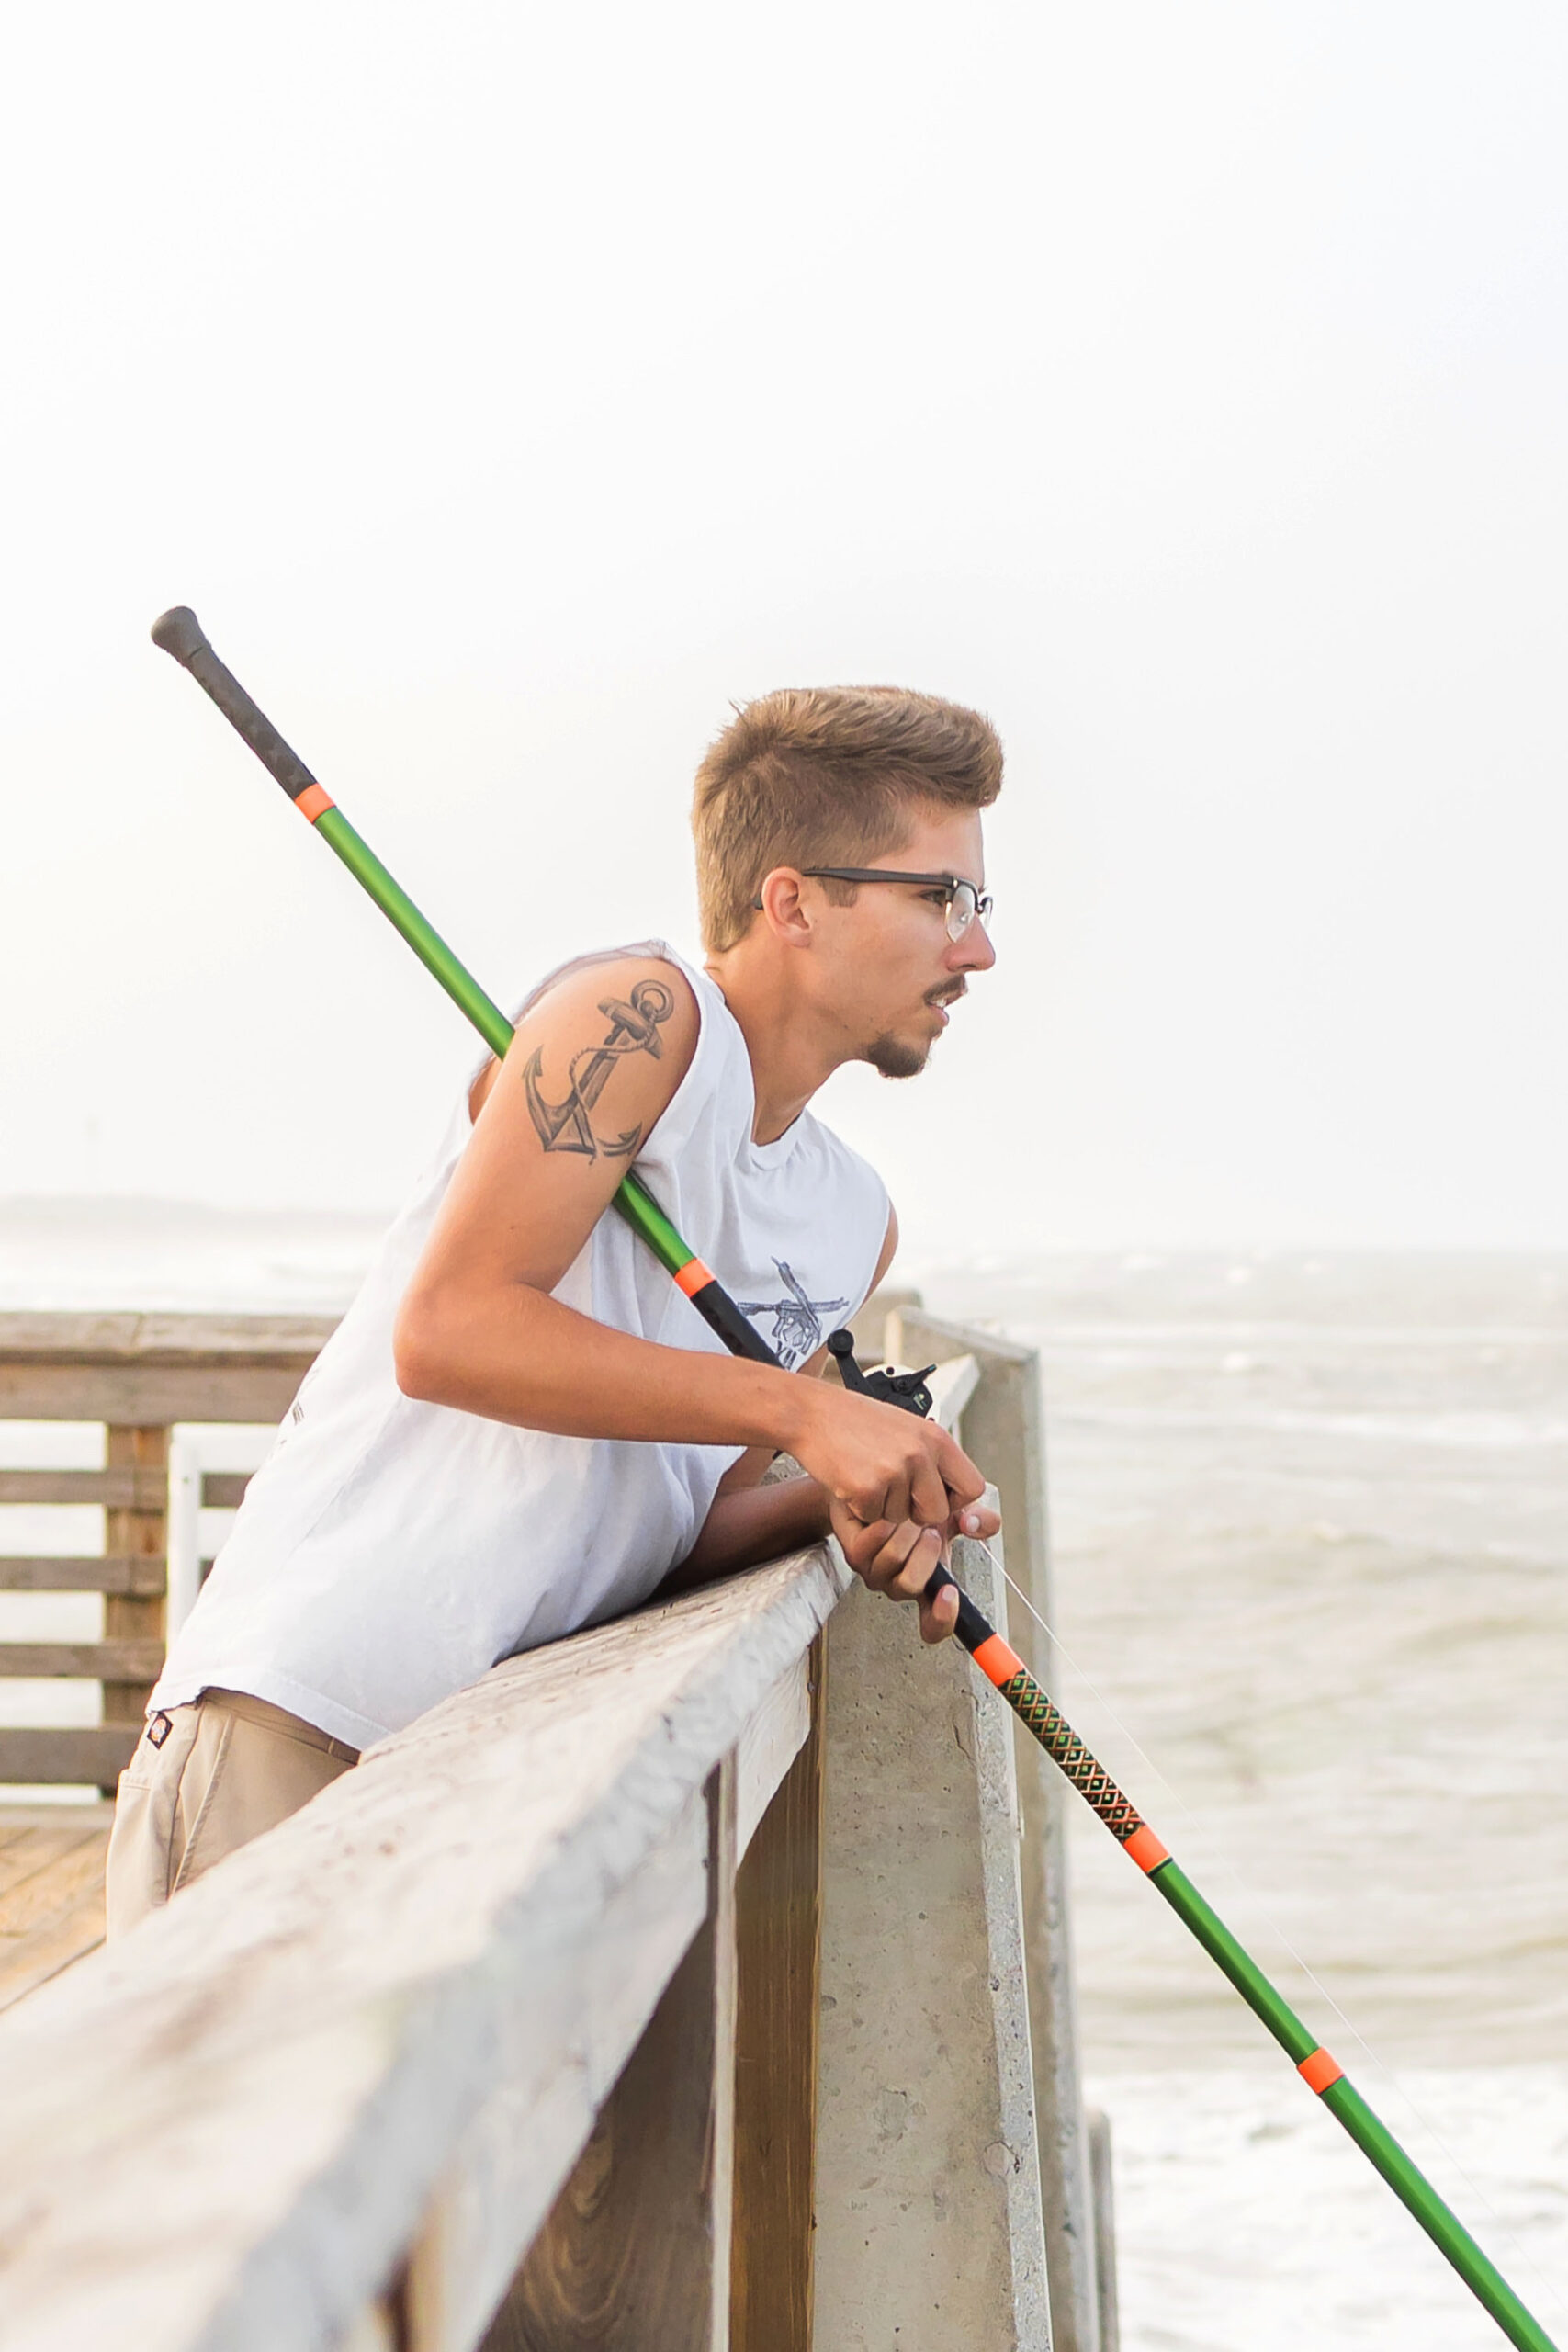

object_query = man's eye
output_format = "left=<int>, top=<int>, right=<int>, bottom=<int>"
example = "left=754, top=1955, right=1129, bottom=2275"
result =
left=921, top=889, right=948, bottom=908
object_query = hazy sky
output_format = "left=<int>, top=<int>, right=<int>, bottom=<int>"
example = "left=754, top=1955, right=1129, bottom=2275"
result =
left=5, top=3, right=1565, bottom=1255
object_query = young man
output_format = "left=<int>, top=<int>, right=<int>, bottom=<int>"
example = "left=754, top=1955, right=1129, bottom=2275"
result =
left=106, top=684, right=1003, bottom=1934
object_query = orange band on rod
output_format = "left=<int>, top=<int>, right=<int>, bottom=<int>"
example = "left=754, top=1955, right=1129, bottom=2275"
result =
left=1122, top=1824, right=1170, bottom=1873
left=296, top=783, right=335, bottom=822
left=673, top=1259, right=714, bottom=1298
left=1299, top=2047, right=1344, bottom=2094
left=971, top=1634, right=1024, bottom=1687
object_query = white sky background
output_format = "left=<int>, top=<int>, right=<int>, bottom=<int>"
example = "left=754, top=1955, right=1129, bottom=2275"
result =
left=3, top=3, right=1565, bottom=1255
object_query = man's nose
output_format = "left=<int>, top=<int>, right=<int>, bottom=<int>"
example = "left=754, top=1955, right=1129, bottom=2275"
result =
left=955, top=919, right=997, bottom=974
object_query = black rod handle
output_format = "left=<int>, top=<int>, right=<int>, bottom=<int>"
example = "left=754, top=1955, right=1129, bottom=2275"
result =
left=924, top=1560, right=993, bottom=1652
left=152, top=606, right=322, bottom=805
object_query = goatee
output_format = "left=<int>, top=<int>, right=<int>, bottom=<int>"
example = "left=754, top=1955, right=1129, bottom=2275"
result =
left=864, top=1032, right=930, bottom=1080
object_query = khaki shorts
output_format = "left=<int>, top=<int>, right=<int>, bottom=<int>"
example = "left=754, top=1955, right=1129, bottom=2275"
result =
left=105, top=1689, right=358, bottom=1939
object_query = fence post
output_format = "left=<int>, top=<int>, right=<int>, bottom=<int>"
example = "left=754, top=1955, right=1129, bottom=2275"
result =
left=483, top=1756, right=739, bottom=2352
left=98, top=1425, right=167, bottom=1792
left=814, top=1504, right=1050, bottom=2350
left=731, top=1632, right=826, bottom=2352
left=889, top=1309, right=1102, bottom=2352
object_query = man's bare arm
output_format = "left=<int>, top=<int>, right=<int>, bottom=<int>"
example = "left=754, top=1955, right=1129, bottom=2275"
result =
left=394, top=967, right=988, bottom=1530
left=658, top=1477, right=834, bottom=1595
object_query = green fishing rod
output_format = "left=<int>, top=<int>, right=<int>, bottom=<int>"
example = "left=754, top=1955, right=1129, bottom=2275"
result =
left=149, top=607, right=768, bottom=1367
left=152, top=605, right=1558, bottom=2352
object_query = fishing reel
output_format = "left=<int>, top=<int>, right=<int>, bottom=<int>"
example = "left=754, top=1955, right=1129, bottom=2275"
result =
left=826, top=1329, right=936, bottom=1419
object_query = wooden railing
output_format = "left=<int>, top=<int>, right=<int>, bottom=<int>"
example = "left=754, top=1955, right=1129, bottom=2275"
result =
left=0, top=1304, right=1117, bottom=2351
left=0, top=1312, right=333, bottom=1789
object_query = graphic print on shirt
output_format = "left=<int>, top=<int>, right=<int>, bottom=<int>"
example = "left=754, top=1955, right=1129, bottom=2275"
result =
left=736, top=1259, right=850, bottom=1370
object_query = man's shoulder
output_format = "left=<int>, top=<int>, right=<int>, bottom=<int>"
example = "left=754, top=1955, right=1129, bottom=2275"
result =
left=518, top=938, right=695, bottom=1011
left=516, top=943, right=701, bottom=1048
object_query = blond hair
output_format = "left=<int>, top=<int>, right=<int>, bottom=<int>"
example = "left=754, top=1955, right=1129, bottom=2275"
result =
left=692, top=685, right=1002, bottom=952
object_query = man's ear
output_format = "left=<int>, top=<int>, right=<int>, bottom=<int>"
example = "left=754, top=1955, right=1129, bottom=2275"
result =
left=756, top=866, right=815, bottom=945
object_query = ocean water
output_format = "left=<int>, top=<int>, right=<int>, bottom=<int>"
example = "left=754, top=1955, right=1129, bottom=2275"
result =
left=4, top=1204, right=1566, bottom=2347
left=919, top=1250, right=1568, bottom=2350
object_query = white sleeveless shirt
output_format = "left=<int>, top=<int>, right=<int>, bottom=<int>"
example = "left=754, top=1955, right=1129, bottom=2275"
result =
left=151, top=944, right=889, bottom=1751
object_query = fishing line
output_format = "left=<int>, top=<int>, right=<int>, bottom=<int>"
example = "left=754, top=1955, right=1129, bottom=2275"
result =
left=977, top=1537, right=1568, bottom=2324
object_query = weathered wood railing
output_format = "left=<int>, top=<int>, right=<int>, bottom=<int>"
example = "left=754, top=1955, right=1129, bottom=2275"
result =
left=0, top=1305, right=1116, bottom=2351
left=0, top=1313, right=333, bottom=1789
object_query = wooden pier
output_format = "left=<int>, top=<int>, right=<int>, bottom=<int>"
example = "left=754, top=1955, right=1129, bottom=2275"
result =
left=0, top=1304, right=1118, bottom=2351
left=0, top=1799, right=113, bottom=2010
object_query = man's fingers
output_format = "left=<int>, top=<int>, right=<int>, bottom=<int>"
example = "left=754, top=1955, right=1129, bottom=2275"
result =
left=953, top=1501, right=1002, bottom=1543
left=856, top=1525, right=909, bottom=1589
left=909, top=1429, right=987, bottom=1530
left=857, top=1468, right=909, bottom=1529
left=934, top=1427, right=988, bottom=1510
left=918, top=1578, right=960, bottom=1645
left=908, top=1452, right=952, bottom=1529
left=886, top=1527, right=942, bottom=1600
left=840, top=1516, right=894, bottom=1571
left=837, top=1507, right=944, bottom=1600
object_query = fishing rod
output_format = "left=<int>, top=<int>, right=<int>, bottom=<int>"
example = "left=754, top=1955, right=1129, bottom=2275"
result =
left=151, top=605, right=1557, bottom=2352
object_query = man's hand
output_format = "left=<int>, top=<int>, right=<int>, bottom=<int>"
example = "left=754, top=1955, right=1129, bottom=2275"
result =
left=783, top=1379, right=989, bottom=1532
left=827, top=1489, right=1002, bottom=1645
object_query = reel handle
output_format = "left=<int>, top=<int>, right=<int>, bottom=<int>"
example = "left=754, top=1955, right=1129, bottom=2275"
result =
left=826, top=1327, right=936, bottom=1419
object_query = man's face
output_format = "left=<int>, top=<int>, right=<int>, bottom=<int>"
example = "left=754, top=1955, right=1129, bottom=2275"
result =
left=807, top=803, right=996, bottom=1079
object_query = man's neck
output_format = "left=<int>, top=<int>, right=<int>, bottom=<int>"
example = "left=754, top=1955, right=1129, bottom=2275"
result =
left=704, top=951, right=844, bottom=1145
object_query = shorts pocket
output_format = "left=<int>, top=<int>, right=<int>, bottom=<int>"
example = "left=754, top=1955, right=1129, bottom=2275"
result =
left=117, top=1709, right=186, bottom=1792
left=106, top=1706, right=202, bottom=1928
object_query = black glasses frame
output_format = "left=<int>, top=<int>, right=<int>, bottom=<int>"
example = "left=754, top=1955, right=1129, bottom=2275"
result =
left=801, top=866, right=992, bottom=936
left=747, top=870, right=991, bottom=941
left=750, top=868, right=993, bottom=937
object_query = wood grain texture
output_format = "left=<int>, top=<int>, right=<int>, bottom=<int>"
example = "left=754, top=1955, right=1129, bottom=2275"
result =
left=0, top=1881, right=107, bottom=2010
left=0, top=1823, right=101, bottom=1897
left=735, top=1651, right=810, bottom=1859
left=200, top=1472, right=254, bottom=1510
left=0, top=1365, right=307, bottom=1422
left=404, top=1795, right=711, bottom=2352
left=0, top=1803, right=116, bottom=1828
left=731, top=1633, right=826, bottom=2352
left=0, top=1468, right=165, bottom=1508
left=0, top=1831, right=107, bottom=1932
left=0, top=1555, right=168, bottom=1595
left=491, top=1759, right=739, bottom=2352
left=0, top=1541, right=849, bottom=2352
left=0, top=1819, right=110, bottom=2012
left=101, top=1426, right=167, bottom=1755
left=0, top=1642, right=166, bottom=1680
left=0, top=1728, right=139, bottom=1785
left=0, top=1308, right=332, bottom=1422
left=813, top=1532, right=1050, bottom=2352
left=0, top=1310, right=338, bottom=1358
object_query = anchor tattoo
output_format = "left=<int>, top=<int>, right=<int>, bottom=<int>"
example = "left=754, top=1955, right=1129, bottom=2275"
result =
left=524, top=978, right=676, bottom=1158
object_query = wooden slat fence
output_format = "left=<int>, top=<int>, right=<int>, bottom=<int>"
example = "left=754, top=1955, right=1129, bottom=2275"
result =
left=0, top=1312, right=333, bottom=1792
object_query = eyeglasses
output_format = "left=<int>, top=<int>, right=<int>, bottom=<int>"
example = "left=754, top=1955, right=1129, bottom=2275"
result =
left=800, top=867, right=994, bottom=943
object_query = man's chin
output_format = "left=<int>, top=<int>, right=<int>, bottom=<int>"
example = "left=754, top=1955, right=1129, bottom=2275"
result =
left=863, top=1031, right=931, bottom=1080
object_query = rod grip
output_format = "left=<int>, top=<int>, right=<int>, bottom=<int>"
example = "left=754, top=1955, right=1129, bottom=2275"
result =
left=151, top=606, right=321, bottom=803
left=924, top=1561, right=993, bottom=1651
